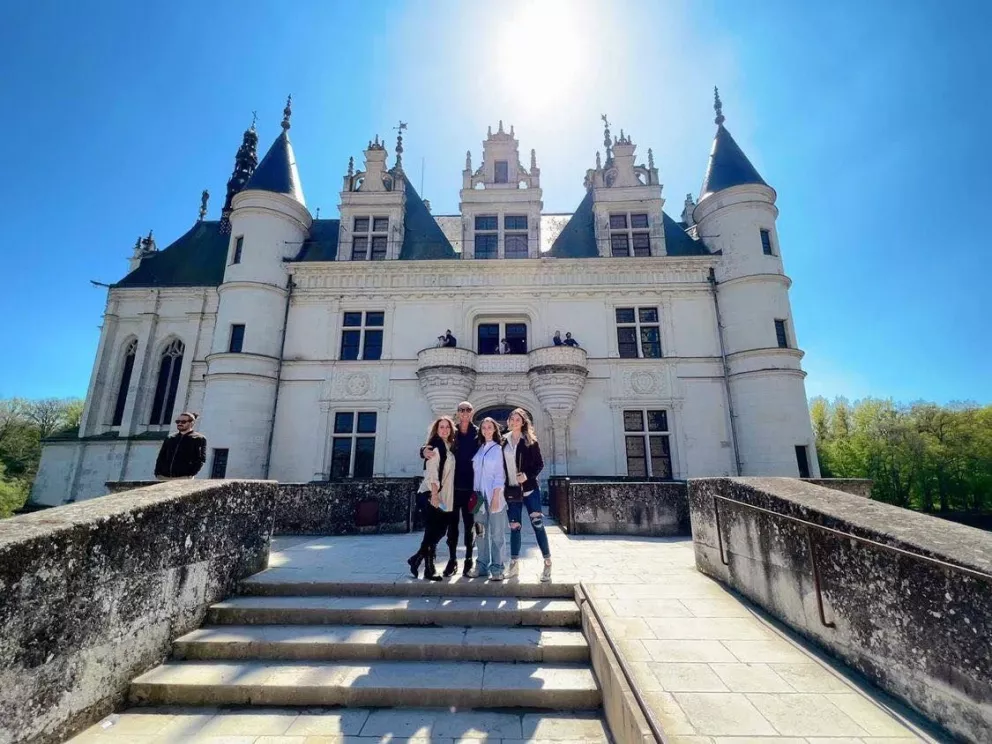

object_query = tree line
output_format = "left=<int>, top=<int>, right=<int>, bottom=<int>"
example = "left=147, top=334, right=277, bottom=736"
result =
left=0, top=398, right=83, bottom=517
left=810, top=397, right=992, bottom=513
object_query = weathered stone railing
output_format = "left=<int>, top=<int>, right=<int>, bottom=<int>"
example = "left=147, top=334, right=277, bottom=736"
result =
left=416, top=346, right=477, bottom=415
left=109, top=479, right=421, bottom=536
left=549, top=477, right=689, bottom=536
left=0, top=480, right=277, bottom=744
left=801, top=478, right=872, bottom=498
left=688, top=477, right=992, bottom=743
left=527, top=344, right=588, bottom=372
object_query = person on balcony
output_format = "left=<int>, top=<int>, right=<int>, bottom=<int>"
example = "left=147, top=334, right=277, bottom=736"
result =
left=442, top=329, right=457, bottom=347
left=553, top=330, right=563, bottom=346
left=408, top=415, right=456, bottom=581
left=468, top=417, right=508, bottom=581
left=499, top=338, right=511, bottom=354
left=503, top=408, right=552, bottom=582
left=563, top=332, right=580, bottom=347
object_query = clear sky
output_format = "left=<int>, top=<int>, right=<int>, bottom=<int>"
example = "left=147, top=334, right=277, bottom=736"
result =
left=0, top=0, right=988, bottom=405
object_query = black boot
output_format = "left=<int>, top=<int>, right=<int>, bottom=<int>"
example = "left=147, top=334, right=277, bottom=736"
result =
left=443, top=557, right=458, bottom=577
left=462, top=558, right=474, bottom=577
left=407, top=548, right=425, bottom=578
left=424, top=546, right=442, bottom=582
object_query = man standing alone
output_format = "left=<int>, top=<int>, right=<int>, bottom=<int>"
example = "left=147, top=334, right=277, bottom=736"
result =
left=154, top=412, right=207, bottom=480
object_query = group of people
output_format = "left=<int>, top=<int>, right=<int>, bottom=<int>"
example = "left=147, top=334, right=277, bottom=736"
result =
left=553, top=330, right=580, bottom=347
left=408, top=401, right=553, bottom=583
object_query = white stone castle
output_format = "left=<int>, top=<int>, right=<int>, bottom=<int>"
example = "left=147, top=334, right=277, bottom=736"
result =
left=31, top=90, right=819, bottom=505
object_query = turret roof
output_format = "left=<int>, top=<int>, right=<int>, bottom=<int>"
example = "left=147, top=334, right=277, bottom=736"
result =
left=245, top=131, right=305, bottom=205
left=397, top=177, right=457, bottom=260
left=699, top=124, right=767, bottom=199
left=114, top=220, right=228, bottom=288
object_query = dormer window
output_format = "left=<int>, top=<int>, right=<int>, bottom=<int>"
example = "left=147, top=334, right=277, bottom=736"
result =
left=352, top=216, right=388, bottom=261
left=475, top=215, right=498, bottom=259
left=609, top=212, right=651, bottom=257
left=494, top=160, right=509, bottom=184
left=505, top=215, right=528, bottom=259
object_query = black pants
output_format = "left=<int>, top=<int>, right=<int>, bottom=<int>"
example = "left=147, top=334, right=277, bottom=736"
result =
left=445, top=488, right=475, bottom=562
left=419, top=502, right=449, bottom=554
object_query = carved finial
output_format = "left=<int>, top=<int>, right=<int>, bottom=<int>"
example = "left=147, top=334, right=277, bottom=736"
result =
left=465, top=150, right=472, bottom=170
left=498, top=119, right=504, bottom=134
left=596, top=151, right=602, bottom=169
left=133, top=236, right=142, bottom=252
left=601, top=114, right=612, bottom=161
left=347, top=156, right=354, bottom=177
left=510, top=124, right=514, bottom=137
left=281, top=94, right=292, bottom=132
left=394, top=120, right=407, bottom=170
left=315, top=207, right=321, bottom=219
left=250, top=110, right=258, bottom=130
left=487, top=125, right=492, bottom=137
left=648, top=148, right=655, bottom=169
left=714, top=86, right=725, bottom=126
left=198, top=189, right=209, bottom=221
left=146, top=229, right=153, bottom=241
left=530, top=148, right=537, bottom=170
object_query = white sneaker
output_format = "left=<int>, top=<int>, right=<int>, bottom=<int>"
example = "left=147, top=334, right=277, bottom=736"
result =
left=466, top=566, right=481, bottom=578
left=540, top=560, right=552, bottom=583
left=507, top=559, right=519, bottom=578
left=490, top=570, right=505, bottom=581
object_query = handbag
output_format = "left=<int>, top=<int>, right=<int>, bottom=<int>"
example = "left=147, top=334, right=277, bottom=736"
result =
left=503, top=442, right=524, bottom=503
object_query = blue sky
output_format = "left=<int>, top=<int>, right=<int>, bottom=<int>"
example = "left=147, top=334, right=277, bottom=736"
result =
left=0, top=0, right=988, bottom=405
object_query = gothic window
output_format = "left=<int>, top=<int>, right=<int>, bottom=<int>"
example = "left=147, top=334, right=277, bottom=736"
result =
left=609, top=212, right=651, bottom=257
left=330, top=411, right=377, bottom=478
left=475, top=215, right=498, bottom=259
left=229, top=324, right=245, bottom=353
left=760, top=229, right=774, bottom=255
left=494, top=160, right=509, bottom=184
left=231, top=236, right=244, bottom=264
left=775, top=319, right=789, bottom=348
left=623, top=409, right=672, bottom=478
left=111, top=339, right=137, bottom=426
left=352, top=216, right=388, bottom=260
left=210, top=448, right=229, bottom=478
left=504, top=215, right=528, bottom=259
left=616, top=307, right=662, bottom=358
left=149, top=339, right=185, bottom=426
left=340, top=311, right=384, bottom=360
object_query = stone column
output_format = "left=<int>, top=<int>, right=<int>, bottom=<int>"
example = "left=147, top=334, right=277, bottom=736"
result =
left=527, top=347, right=588, bottom=476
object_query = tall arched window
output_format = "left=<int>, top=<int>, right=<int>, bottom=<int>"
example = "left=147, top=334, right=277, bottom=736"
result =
left=149, top=339, right=185, bottom=425
left=111, top=339, right=138, bottom=426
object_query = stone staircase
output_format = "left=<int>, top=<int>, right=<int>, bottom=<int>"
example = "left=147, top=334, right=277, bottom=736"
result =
left=125, top=575, right=610, bottom=740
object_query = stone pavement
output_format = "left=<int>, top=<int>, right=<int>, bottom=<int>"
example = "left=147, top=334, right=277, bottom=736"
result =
left=69, top=525, right=940, bottom=743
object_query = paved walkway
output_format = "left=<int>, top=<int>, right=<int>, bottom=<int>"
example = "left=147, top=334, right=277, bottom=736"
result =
left=70, top=524, right=940, bottom=743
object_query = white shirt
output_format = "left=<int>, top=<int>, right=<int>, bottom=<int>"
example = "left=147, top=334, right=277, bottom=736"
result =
left=472, top=441, right=506, bottom=512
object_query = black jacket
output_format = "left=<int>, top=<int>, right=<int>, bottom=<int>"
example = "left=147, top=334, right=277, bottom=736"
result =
left=155, top=432, right=207, bottom=478
left=420, top=423, right=479, bottom=492
left=504, top=436, right=544, bottom=493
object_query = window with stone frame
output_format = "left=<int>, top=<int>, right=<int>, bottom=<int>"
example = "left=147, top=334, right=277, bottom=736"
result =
left=351, top=216, right=388, bottom=261
left=210, top=448, right=229, bottom=478
left=111, top=339, right=137, bottom=426
left=494, top=160, right=509, bottom=184
left=330, top=411, right=377, bottom=478
left=795, top=445, right=811, bottom=478
left=149, top=339, right=185, bottom=425
left=504, top=214, right=529, bottom=259
left=228, top=324, right=245, bottom=353
left=623, top=409, right=672, bottom=478
left=474, top=215, right=498, bottom=259
left=231, top=235, right=244, bottom=264
left=609, top=212, right=651, bottom=257
left=760, top=228, right=774, bottom=256
left=340, top=311, right=384, bottom=360
left=477, top=321, right=527, bottom=355
left=615, top=307, right=662, bottom=358
left=775, top=319, right=789, bottom=349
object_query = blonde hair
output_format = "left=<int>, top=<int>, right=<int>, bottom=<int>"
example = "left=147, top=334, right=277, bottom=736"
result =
left=509, top=407, right=537, bottom=445
left=425, top=415, right=456, bottom=446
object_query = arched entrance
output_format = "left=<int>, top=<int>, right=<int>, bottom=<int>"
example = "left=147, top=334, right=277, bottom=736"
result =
left=473, top=405, right=533, bottom=431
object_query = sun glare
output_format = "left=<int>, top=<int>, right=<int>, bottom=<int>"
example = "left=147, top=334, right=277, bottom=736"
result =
left=494, top=0, right=586, bottom=112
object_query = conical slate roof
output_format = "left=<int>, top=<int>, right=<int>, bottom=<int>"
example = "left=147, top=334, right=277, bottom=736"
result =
left=245, top=130, right=305, bottom=205
left=114, top=221, right=229, bottom=288
left=699, top=125, right=767, bottom=199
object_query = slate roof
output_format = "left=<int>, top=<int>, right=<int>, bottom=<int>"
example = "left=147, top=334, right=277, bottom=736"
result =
left=549, top=190, right=710, bottom=258
left=397, top=177, right=457, bottom=260
left=294, top=219, right=341, bottom=261
left=245, top=131, right=305, bottom=205
left=114, top=220, right=228, bottom=288
left=699, top=125, right=767, bottom=199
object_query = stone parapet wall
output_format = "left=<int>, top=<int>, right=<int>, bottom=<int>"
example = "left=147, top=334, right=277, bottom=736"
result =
left=550, top=477, right=689, bottom=536
left=801, top=477, right=872, bottom=498
left=0, top=480, right=277, bottom=744
left=688, top=476, right=992, bottom=743
left=273, top=479, right=420, bottom=535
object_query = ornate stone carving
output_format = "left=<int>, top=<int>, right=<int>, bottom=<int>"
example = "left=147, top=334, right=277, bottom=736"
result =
left=476, top=354, right=529, bottom=374
left=416, top=347, right=477, bottom=415
left=326, top=370, right=380, bottom=400
left=527, top=345, right=588, bottom=427
left=621, top=368, right=668, bottom=398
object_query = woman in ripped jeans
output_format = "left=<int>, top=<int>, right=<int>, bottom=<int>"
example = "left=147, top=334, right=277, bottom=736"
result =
left=502, top=407, right=552, bottom=582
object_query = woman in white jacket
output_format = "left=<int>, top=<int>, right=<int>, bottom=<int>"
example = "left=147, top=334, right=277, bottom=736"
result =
left=408, top=415, right=456, bottom=581
left=468, top=417, right=508, bottom=580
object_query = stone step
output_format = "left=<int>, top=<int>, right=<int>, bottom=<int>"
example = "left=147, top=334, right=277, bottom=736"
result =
left=129, top=660, right=602, bottom=710
left=240, top=572, right=575, bottom=598
left=173, top=624, right=590, bottom=663
left=206, top=595, right=581, bottom=627
left=66, top=705, right=612, bottom=742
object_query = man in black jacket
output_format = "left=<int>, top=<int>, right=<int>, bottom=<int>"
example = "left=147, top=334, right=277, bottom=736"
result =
left=155, top=412, right=207, bottom=479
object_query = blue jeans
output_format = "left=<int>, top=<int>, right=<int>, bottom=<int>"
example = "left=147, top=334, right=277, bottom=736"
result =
left=475, top=497, right=508, bottom=576
left=508, top=488, right=551, bottom=559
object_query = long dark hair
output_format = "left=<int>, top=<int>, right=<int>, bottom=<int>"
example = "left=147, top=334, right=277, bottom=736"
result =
left=426, top=415, right=455, bottom=476
left=476, top=417, right=504, bottom=447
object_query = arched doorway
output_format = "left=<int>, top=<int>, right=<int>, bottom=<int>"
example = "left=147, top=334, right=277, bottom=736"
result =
left=474, top=405, right=533, bottom=432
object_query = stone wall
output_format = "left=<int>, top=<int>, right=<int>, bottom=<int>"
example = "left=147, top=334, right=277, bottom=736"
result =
left=688, top=477, right=992, bottom=743
left=801, top=478, right=872, bottom=498
left=273, top=479, right=420, bottom=535
left=551, top=478, right=689, bottom=536
left=0, top=480, right=277, bottom=744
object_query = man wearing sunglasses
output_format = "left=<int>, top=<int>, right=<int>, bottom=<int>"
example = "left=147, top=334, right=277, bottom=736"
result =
left=154, top=411, right=208, bottom=480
